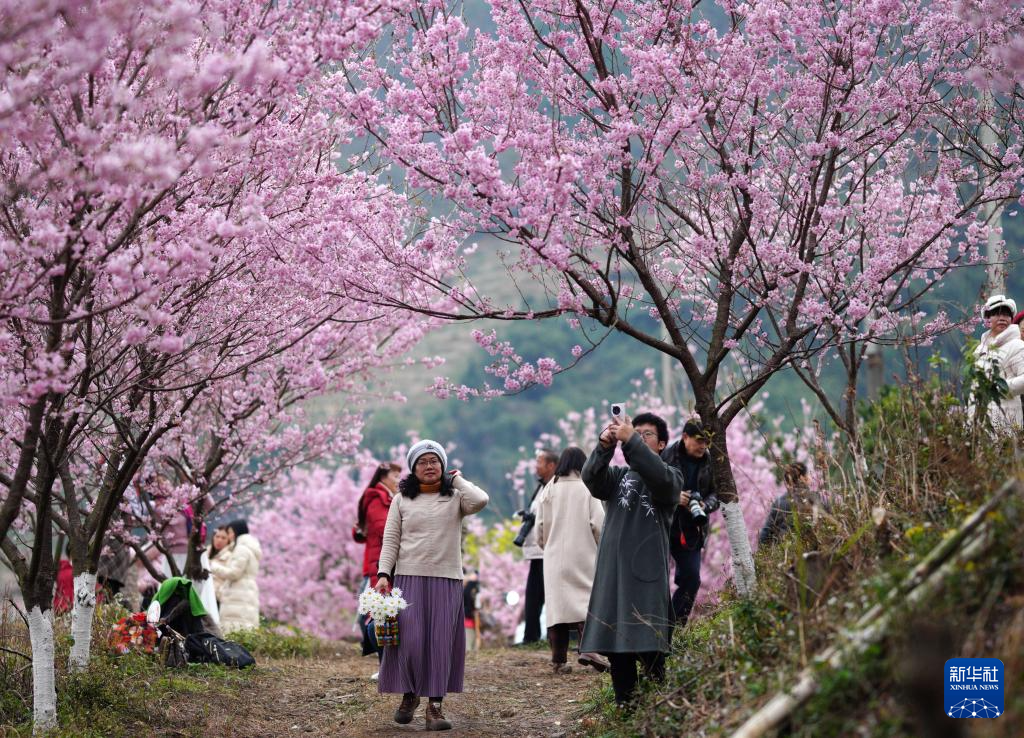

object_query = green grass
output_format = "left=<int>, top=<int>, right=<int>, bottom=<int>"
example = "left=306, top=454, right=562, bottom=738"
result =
left=229, top=622, right=322, bottom=659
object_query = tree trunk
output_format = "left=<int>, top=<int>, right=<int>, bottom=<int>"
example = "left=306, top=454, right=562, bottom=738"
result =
left=721, top=500, right=757, bottom=595
left=27, top=606, right=57, bottom=733
left=704, top=414, right=758, bottom=595
left=69, top=571, right=97, bottom=671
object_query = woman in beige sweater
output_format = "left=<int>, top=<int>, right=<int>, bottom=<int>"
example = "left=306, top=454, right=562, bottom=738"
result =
left=374, top=439, right=488, bottom=732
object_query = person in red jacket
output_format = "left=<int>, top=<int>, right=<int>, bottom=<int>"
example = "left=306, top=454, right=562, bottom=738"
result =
left=355, top=461, right=402, bottom=671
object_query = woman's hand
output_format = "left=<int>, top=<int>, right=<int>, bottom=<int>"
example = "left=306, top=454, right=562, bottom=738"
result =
left=374, top=576, right=391, bottom=594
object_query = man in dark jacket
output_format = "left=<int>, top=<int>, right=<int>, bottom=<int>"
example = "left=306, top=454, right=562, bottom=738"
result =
left=580, top=411, right=683, bottom=708
left=759, top=462, right=820, bottom=546
left=663, top=419, right=720, bottom=627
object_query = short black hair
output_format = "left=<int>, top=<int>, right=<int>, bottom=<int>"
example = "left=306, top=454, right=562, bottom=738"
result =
left=682, top=418, right=707, bottom=438
left=227, top=519, right=249, bottom=537
left=554, top=446, right=587, bottom=478
left=632, top=412, right=668, bottom=444
left=784, top=462, right=808, bottom=488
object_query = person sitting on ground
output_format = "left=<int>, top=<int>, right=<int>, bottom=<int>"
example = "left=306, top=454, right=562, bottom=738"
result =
left=210, top=519, right=262, bottom=633
left=535, top=445, right=607, bottom=674
left=579, top=411, right=683, bottom=709
left=374, top=440, right=489, bottom=732
left=759, top=462, right=824, bottom=546
left=972, top=294, right=1024, bottom=429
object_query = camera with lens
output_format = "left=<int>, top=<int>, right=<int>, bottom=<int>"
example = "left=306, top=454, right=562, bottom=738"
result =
left=687, top=491, right=707, bottom=520
left=512, top=509, right=536, bottom=547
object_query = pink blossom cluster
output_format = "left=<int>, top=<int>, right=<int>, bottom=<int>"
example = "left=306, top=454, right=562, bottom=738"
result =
left=251, top=465, right=372, bottom=640
left=463, top=517, right=528, bottom=642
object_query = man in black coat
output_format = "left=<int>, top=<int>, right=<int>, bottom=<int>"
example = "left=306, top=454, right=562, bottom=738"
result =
left=580, top=411, right=683, bottom=708
left=663, top=419, right=720, bottom=627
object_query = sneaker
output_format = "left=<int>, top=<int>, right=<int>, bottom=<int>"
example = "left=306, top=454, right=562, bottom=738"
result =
left=393, top=693, right=420, bottom=724
left=552, top=662, right=572, bottom=674
left=425, top=701, right=452, bottom=731
left=578, top=652, right=610, bottom=673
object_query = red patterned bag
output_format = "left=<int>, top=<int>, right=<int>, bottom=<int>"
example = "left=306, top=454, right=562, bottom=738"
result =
left=108, top=612, right=159, bottom=654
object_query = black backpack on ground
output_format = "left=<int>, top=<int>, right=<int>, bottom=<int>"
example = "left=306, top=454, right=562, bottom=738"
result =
left=184, top=632, right=256, bottom=669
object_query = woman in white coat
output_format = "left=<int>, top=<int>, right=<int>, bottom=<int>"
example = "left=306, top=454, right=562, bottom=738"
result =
left=973, top=294, right=1024, bottom=429
left=536, top=446, right=607, bottom=674
left=210, top=519, right=262, bottom=633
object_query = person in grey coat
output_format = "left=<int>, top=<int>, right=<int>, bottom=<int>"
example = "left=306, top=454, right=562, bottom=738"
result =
left=579, top=410, right=683, bottom=708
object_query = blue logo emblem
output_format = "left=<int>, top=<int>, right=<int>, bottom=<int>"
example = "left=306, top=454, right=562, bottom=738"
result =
left=944, top=658, right=1003, bottom=718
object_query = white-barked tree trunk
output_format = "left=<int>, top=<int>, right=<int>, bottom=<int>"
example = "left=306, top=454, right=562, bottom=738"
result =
left=69, top=571, right=97, bottom=671
left=722, top=500, right=757, bottom=595
left=27, top=605, right=57, bottom=733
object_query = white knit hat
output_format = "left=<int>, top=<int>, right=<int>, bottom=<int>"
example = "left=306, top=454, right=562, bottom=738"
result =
left=407, top=439, right=447, bottom=473
left=983, top=294, right=1017, bottom=317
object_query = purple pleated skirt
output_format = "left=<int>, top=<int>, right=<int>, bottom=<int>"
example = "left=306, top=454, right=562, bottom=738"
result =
left=377, top=575, right=465, bottom=697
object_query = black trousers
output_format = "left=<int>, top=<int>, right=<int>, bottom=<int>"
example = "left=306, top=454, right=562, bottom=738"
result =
left=671, top=545, right=702, bottom=627
left=522, top=558, right=545, bottom=642
left=548, top=622, right=583, bottom=664
left=607, top=651, right=667, bottom=705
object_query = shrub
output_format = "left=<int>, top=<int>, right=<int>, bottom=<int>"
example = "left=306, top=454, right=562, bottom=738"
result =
left=227, top=623, right=322, bottom=659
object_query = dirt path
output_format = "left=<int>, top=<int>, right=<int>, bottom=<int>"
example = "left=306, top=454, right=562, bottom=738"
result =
left=186, top=646, right=604, bottom=737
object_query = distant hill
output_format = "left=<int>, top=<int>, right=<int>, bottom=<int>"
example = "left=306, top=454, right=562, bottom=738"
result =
left=308, top=217, right=1024, bottom=515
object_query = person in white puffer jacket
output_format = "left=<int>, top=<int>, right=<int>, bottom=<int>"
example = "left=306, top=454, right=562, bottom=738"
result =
left=211, top=519, right=262, bottom=633
left=973, top=294, right=1024, bottom=429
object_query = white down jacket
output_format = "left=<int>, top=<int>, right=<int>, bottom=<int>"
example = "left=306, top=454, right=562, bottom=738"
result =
left=973, top=326, right=1024, bottom=429
left=210, top=533, right=262, bottom=633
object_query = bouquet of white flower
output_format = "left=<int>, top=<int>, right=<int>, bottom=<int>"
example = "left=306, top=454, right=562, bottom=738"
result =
left=358, top=587, right=409, bottom=647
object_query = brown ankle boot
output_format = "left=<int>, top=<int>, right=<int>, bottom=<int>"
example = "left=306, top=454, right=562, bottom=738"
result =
left=393, top=693, right=420, bottom=724
left=425, top=701, right=452, bottom=731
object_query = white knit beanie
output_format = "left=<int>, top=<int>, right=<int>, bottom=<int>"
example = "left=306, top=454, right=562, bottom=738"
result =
left=407, top=439, right=447, bottom=473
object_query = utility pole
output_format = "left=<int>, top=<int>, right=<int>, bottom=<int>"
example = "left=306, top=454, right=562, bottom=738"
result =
left=661, top=347, right=676, bottom=409
left=981, top=89, right=1006, bottom=295
left=865, top=341, right=883, bottom=402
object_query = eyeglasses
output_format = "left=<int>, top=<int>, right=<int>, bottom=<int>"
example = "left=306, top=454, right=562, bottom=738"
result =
left=415, top=457, right=441, bottom=468
left=638, top=430, right=659, bottom=440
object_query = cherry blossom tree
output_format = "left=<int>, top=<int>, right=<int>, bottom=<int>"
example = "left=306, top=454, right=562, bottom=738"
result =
left=1, top=0, right=439, bottom=728
left=337, top=0, right=1024, bottom=595
left=252, top=465, right=370, bottom=640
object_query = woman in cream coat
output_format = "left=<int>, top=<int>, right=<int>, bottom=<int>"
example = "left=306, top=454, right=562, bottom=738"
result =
left=973, top=294, right=1024, bottom=429
left=210, top=519, right=262, bottom=633
left=536, top=446, right=606, bottom=673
